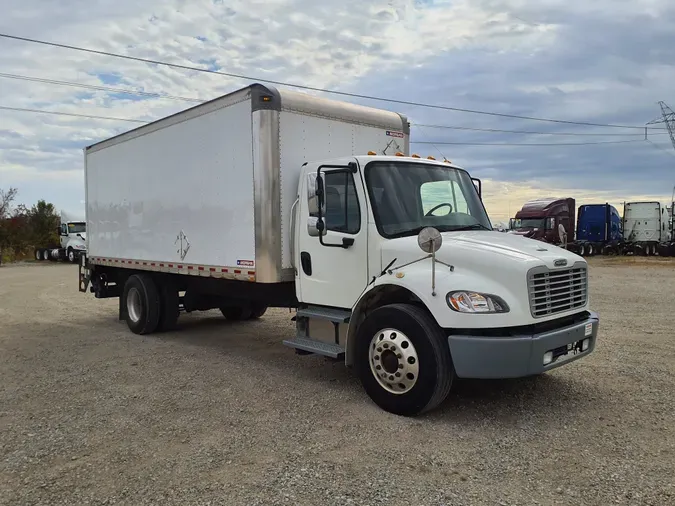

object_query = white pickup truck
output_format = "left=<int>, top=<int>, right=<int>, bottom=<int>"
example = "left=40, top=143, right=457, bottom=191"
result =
left=79, top=84, right=599, bottom=416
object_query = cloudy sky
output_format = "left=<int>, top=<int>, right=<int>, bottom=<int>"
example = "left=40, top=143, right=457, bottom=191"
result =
left=1, top=0, right=674, bottom=224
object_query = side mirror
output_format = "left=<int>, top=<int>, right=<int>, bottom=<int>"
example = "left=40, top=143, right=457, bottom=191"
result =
left=471, top=177, right=482, bottom=199
left=315, top=174, right=325, bottom=210
left=307, top=216, right=325, bottom=237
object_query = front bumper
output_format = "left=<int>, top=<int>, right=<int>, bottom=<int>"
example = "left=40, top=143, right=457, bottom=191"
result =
left=447, top=311, right=599, bottom=379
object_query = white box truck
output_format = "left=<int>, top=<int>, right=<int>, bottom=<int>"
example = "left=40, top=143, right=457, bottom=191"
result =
left=79, top=84, right=600, bottom=416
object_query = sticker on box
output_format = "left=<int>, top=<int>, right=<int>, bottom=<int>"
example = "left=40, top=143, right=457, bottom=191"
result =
left=386, top=130, right=404, bottom=138
left=237, top=260, right=254, bottom=267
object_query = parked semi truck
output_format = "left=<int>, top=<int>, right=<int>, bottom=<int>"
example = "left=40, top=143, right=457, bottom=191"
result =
left=35, top=211, right=87, bottom=263
left=622, top=201, right=669, bottom=256
left=509, top=198, right=623, bottom=256
left=659, top=203, right=675, bottom=256
left=78, top=84, right=600, bottom=416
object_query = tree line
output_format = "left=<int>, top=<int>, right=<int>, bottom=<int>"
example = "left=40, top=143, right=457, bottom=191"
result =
left=0, top=187, right=60, bottom=263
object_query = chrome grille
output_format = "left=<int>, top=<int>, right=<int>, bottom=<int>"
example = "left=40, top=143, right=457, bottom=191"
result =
left=527, top=265, right=587, bottom=318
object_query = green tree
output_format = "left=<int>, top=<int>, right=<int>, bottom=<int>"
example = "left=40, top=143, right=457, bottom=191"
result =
left=28, top=199, right=60, bottom=248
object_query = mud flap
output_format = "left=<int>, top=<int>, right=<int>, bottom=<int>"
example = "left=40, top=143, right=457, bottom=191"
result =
left=78, top=253, right=91, bottom=293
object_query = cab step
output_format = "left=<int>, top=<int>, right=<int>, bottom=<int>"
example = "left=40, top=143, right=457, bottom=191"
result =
left=282, top=337, right=345, bottom=359
left=296, top=306, right=351, bottom=323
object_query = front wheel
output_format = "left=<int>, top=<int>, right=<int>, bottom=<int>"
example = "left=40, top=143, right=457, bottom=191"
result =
left=355, top=303, right=455, bottom=416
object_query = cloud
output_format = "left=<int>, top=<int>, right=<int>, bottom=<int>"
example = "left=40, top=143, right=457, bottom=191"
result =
left=0, top=0, right=674, bottom=222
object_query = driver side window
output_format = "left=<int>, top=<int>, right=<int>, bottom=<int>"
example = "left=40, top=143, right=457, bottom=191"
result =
left=308, top=171, right=361, bottom=234
left=420, top=181, right=468, bottom=216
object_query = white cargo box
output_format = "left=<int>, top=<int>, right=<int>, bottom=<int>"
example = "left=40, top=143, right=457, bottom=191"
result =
left=623, top=201, right=665, bottom=243
left=84, top=84, right=410, bottom=283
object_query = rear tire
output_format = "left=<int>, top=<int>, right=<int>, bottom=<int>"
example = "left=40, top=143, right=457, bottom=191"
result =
left=122, top=274, right=161, bottom=335
left=220, top=305, right=252, bottom=321
left=248, top=303, right=268, bottom=319
left=355, top=303, right=455, bottom=416
left=67, top=248, right=76, bottom=263
left=579, top=244, right=586, bottom=256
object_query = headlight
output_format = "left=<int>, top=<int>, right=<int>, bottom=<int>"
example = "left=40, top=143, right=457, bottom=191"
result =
left=447, top=291, right=509, bottom=313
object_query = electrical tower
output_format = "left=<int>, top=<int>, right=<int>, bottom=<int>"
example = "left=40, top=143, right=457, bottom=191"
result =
left=647, top=101, right=675, bottom=153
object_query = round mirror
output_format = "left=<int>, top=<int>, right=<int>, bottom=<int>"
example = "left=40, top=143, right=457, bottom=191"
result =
left=417, top=227, right=443, bottom=254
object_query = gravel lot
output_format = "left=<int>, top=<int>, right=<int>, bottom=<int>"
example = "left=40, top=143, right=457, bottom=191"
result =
left=1, top=259, right=674, bottom=506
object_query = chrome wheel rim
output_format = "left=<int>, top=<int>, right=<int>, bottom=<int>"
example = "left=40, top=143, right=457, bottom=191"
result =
left=127, top=287, right=142, bottom=323
left=369, top=328, right=419, bottom=395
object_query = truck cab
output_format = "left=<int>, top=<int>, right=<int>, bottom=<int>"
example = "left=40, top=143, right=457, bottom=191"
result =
left=58, top=213, right=87, bottom=263
left=291, top=156, right=598, bottom=415
left=509, top=197, right=575, bottom=245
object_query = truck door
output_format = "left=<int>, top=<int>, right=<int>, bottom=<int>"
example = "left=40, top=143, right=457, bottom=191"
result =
left=295, top=161, right=369, bottom=309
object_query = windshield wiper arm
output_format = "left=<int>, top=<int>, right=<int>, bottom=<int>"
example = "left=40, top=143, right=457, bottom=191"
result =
left=451, top=224, right=492, bottom=231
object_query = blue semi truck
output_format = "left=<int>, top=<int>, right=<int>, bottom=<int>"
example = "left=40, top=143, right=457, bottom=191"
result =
left=575, top=203, right=623, bottom=255
left=509, top=198, right=623, bottom=256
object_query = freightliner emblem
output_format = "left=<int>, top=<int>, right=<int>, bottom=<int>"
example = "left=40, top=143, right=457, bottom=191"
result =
left=554, top=259, right=567, bottom=267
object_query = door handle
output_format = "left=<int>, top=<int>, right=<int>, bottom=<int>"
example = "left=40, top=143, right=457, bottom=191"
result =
left=300, top=252, right=312, bottom=276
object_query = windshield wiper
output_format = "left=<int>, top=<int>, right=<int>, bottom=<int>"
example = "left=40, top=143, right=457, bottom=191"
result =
left=450, top=224, right=492, bottom=232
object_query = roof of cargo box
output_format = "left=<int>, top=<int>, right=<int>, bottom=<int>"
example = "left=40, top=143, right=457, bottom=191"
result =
left=85, top=83, right=410, bottom=153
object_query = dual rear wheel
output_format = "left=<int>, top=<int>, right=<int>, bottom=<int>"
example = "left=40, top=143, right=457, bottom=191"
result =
left=122, top=273, right=267, bottom=335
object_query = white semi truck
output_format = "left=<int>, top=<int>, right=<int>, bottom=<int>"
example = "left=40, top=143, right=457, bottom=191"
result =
left=35, top=211, right=87, bottom=263
left=622, top=201, right=669, bottom=256
left=78, top=84, right=599, bottom=416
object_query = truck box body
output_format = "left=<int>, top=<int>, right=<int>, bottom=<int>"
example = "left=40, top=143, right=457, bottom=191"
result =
left=84, top=84, right=410, bottom=283
left=622, top=201, right=664, bottom=243
left=576, top=204, right=621, bottom=243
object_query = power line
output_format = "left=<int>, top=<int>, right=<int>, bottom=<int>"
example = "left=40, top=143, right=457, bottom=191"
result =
left=0, top=104, right=652, bottom=147
left=411, top=139, right=645, bottom=146
left=2, top=71, right=665, bottom=139
left=0, top=32, right=666, bottom=131
left=0, top=105, right=148, bottom=123
left=414, top=123, right=666, bottom=137
left=0, top=72, right=202, bottom=103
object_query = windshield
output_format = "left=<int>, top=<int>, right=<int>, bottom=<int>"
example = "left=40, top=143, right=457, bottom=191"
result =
left=364, top=161, right=492, bottom=239
left=67, top=222, right=86, bottom=234
left=513, top=218, right=545, bottom=229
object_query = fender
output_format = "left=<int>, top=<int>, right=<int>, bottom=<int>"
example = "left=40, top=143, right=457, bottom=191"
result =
left=345, top=258, right=527, bottom=366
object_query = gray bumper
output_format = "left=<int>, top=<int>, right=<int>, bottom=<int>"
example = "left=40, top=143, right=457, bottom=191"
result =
left=448, top=311, right=599, bottom=379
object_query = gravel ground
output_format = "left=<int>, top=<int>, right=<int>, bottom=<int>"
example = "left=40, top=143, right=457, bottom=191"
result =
left=1, top=259, right=673, bottom=506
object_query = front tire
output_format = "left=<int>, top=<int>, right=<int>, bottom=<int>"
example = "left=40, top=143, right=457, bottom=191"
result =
left=355, top=303, right=455, bottom=416
left=122, top=274, right=161, bottom=335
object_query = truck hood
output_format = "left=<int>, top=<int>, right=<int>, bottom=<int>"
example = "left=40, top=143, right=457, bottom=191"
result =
left=381, top=230, right=581, bottom=271
left=378, top=230, right=587, bottom=329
